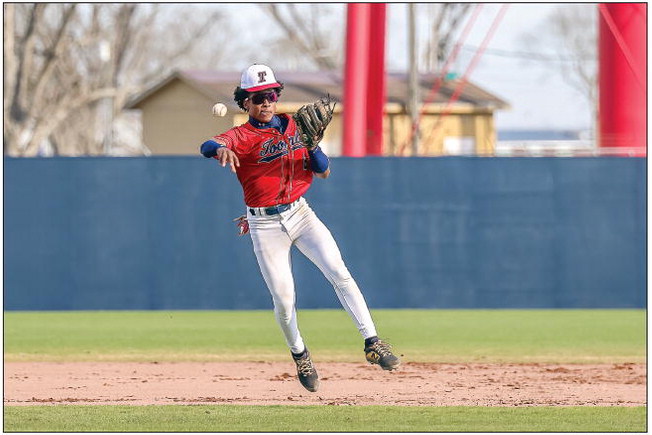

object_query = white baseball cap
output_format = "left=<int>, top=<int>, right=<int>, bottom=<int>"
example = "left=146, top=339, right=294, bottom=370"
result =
left=240, top=64, right=281, bottom=92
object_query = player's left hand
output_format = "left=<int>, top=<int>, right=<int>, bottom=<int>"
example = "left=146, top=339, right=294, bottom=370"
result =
left=216, top=147, right=240, bottom=173
left=293, top=96, right=336, bottom=151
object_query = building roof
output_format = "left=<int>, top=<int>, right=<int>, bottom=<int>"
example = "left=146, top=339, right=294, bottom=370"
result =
left=126, top=69, right=510, bottom=111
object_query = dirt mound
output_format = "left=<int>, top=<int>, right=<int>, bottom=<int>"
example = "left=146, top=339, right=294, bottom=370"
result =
left=4, top=361, right=646, bottom=407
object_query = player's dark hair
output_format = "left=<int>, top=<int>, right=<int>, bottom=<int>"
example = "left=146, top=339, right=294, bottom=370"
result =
left=233, top=82, right=284, bottom=111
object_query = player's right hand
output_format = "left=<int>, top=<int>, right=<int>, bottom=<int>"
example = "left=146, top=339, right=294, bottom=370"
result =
left=216, top=147, right=240, bottom=173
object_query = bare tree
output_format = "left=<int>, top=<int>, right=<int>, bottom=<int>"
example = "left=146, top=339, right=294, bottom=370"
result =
left=261, top=4, right=343, bottom=71
left=4, top=4, right=231, bottom=156
left=260, top=4, right=472, bottom=74
left=520, top=4, right=598, bottom=130
left=421, top=4, right=472, bottom=72
left=4, top=4, right=84, bottom=156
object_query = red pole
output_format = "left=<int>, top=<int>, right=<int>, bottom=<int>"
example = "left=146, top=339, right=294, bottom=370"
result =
left=598, top=3, right=647, bottom=156
left=365, top=3, right=386, bottom=156
left=342, top=3, right=370, bottom=157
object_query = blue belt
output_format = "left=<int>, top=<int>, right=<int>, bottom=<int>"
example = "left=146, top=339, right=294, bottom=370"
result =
left=249, top=200, right=299, bottom=216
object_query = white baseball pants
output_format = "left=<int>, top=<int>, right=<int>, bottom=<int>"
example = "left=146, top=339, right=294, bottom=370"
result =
left=247, top=197, right=378, bottom=354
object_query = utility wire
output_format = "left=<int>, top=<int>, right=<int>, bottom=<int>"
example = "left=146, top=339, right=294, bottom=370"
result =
left=462, top=45, right=596, bottom=62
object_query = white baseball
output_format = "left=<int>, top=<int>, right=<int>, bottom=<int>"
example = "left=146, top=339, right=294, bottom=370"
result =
left=212, top=103, right=227, bottom=117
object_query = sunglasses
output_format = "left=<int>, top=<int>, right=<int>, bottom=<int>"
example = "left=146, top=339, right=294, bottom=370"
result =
left=250, top=91, right=279, bottom=105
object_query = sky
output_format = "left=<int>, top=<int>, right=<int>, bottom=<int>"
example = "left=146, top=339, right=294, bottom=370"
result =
left=216, top=3, right=596, bottom=132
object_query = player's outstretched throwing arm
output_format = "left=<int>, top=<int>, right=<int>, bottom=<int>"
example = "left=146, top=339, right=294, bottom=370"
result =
left=200, top=139, right=240, bottom=173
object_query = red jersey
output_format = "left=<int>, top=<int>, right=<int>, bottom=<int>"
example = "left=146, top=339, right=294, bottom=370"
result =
left=214, top=114, right=313, bottom=207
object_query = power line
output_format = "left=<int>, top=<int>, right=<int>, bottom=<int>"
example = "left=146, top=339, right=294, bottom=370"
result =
left=462, top=45, right=596, bottom=62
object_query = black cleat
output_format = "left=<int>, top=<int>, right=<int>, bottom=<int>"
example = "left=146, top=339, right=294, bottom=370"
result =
left=365, top=339, right=400, bottom=371
left=292, top=349, right=319, bottom=392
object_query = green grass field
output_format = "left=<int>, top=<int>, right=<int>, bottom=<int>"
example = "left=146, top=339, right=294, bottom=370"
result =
left=3, top=309, right=647, bottom=432
left=4, top=309, right=646, bottom=363
left=3, top=405, right=646, bottom=432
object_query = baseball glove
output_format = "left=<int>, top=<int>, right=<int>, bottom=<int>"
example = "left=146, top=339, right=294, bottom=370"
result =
left=293, top=95, right=336, bottom=150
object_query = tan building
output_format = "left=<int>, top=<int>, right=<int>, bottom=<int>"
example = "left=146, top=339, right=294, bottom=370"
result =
left=126, top=70, right=509, bottom=156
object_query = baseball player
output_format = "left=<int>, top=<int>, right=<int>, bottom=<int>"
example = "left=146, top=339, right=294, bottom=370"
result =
left=200, top=64, right=399, bottom=392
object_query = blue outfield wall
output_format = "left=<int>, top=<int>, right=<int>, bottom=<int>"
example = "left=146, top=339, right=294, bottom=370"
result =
left=4, top=156, right=646, bottom=310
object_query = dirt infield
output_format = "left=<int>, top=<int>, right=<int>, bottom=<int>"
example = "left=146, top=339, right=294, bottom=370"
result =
left=4, top=361, right=645, bottom=407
